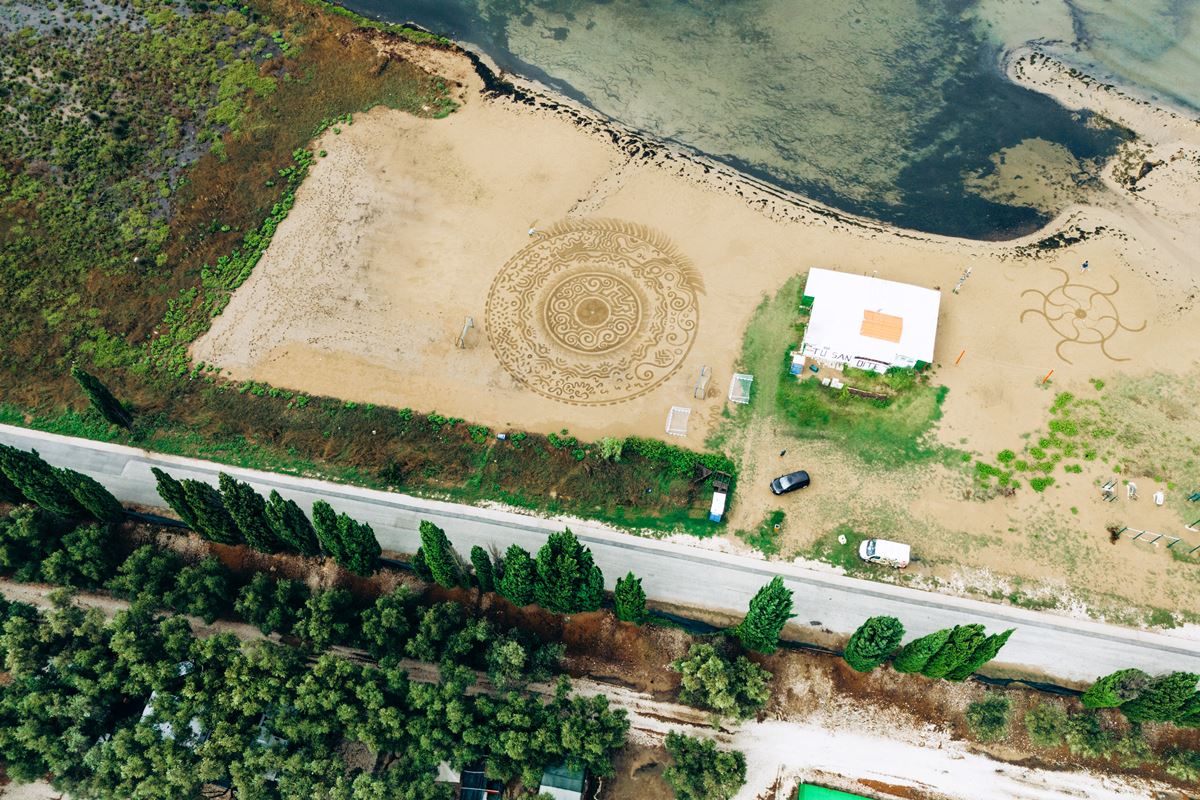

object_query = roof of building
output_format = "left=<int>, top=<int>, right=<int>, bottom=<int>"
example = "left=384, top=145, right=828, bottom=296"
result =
left=459, top=766, right=504, bottom=799
left=539, top=763, right=585, bottom=798
left=801, top=268, right=941, bottom=366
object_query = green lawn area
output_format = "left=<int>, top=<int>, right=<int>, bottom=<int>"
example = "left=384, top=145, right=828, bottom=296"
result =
left=715, top=272, right=954, bottom=470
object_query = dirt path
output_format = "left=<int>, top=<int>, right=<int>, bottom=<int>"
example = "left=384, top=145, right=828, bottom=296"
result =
left=0, top=579, right=1179, bottom=800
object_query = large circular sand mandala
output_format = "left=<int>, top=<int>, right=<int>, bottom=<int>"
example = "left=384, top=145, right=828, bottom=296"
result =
left=486, top=219, right=703, bottom=405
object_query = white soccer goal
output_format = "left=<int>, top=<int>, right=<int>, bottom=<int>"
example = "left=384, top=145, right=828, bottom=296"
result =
left=728, top=373, right=754, bottom=404
left=665, top=406, right=691, bottom=437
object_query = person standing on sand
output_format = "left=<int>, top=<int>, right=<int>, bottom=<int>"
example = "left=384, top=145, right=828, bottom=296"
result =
left=1081, top=260, right=1089, bottom=273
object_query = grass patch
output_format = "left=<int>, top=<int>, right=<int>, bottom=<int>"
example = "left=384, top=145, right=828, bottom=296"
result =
left=802, top=524, right=871, bottom=575
left=776, top=375, right=950, bottom=468
left=737, top=510, right=785, bottom=555
left=3, top=400, right=733, bottom=537
left=974, top=377, right=1200, bottom=509
left=706, top=276, right=804, bottom=449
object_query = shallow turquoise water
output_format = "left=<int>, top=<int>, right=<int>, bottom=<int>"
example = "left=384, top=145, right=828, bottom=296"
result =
left=341, top=0, right=1198, bottom=240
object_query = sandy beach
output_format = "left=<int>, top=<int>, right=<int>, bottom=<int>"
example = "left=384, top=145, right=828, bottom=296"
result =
left=193, top=39, right=1200, bottom=621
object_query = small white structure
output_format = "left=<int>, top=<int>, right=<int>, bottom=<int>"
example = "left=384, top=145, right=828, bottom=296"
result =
left=665, top=406, right=691, bottom=437
left=709, top=488, right=727, bottom=523
left=435, top=762, right=460, bottom=783
left=728, top=373, right=754, bottom=404
left=693, top=365, right=712, bottom=398
left=140, top=691, right=205, bottom=748
left=796, top=268, right=941, bottom=373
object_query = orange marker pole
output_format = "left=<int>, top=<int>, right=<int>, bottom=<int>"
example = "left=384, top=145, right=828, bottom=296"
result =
left=1042, top=369, right=1054, bottom=385
left=955, top=349, right=965, bottom=365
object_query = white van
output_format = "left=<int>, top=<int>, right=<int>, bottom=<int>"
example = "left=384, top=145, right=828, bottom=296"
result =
left=858, top=538, right=911, bottom=568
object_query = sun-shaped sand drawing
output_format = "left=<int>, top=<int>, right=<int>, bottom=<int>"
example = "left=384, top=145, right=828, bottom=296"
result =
left=1020, top=268, right=1145, bottom=364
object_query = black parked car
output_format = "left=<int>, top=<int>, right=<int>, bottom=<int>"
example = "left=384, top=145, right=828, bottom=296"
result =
left=770, top=470, right=810, bottom=495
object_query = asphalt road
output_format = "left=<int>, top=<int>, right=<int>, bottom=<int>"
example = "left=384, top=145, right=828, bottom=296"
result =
left=4, top=423, right=1199, bottom=681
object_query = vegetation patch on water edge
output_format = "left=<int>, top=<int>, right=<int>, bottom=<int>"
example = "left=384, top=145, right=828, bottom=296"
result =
left=300, top=0, right=453, bottom=46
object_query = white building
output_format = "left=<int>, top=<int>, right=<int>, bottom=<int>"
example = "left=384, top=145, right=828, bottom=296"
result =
left=795, top=268, right=941, bottom=373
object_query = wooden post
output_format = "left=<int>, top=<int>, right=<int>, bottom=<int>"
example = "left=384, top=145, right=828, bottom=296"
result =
left=955, top=349, right=965, bottom=365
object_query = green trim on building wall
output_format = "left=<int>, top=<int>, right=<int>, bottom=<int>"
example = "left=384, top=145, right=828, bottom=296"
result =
left=796, top=784, right=870, bottom=800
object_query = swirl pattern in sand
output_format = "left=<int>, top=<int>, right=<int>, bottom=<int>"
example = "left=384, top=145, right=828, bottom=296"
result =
left=486, top=219, right=702, bottom=405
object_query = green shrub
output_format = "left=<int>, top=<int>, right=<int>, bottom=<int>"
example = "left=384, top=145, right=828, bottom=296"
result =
left=1163, top=749, right=1200, bottom=782
left=663, top=732, right=746, bottom=800
left=966, top=695, right=1011, bottom=742
left=1065, top=711, right=1113, bottom=758
left=598, top=437, right=624, bottom=462
left=671, top=643, right=771, bottom=722
left=1024, top=702, right=1069, bottom=748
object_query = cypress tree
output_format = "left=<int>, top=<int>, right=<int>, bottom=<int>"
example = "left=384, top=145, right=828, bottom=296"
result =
left=311, top=500, right=344, bottom=561
left=921, top=624, right=986, bottom=679
left=735, top=577, right=794, bottom=654
left=218, top=473, right=281, bottom=553
left=945, top=629, right=1014, bottom=681
left=0, top=462, right=24, bottom=504
left=470, top=545, right=495, bottom=593
left=180, top=479, right=241, bottom=545
left=1176, top=691, right=1200, bottom=727
left=497, top=544, right=536, bottom=606
left=152, top=467, right=198, bottom=529
left=71, top=365, right=133, bottom=428
left=1081, top=668, right=1150, bottom=708
left=57, top=468, right=124, bottom=523
left=419, top=520, right=463, bottom=587
left=843, top=616, right=906, bottom=672
left=336, top=513, right=380, bottom=576
left=0, top=446, right=83, bottom=516
left=1120, top=672, right=1200, bottom=723
left=264, top=490, right=320, bottom=556
left=614, top=572, right=648, bottom=623
left=411, top=547, right=433, bottom=582
left=535, top=529, right=604, bottom=614
left=891, top=628, right=952, bottom=674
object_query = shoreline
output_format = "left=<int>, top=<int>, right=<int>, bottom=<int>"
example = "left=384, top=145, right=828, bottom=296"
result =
left=336, top=1, right=1189, bottom=248
left=407, top=23, right=1199, bottom=261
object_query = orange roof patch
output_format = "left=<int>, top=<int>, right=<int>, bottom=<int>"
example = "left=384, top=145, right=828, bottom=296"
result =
left=860, top=310, right=903, bottom=343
